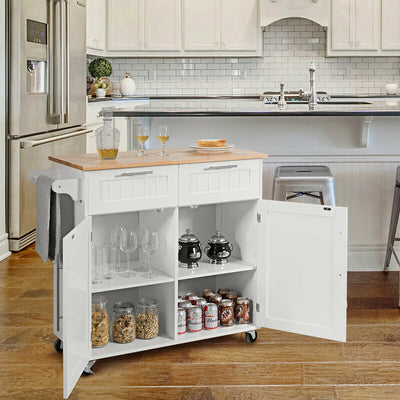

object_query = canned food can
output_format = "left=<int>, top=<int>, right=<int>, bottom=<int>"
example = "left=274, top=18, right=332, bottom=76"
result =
left=185, top=292, right=198, bottom=302
left=235, top=297, right=250, bottom=324
left=177, top=295, right=182, bottom=303
left=209, top=293, right=223, bottom=320
left=179, top=300, right=192, bottom=327
left=188, top=305, right=202, bottom=332
left=204, top=303, right=218, bottom=330
left=202, top=289, right=215, bottom=302
left=177, top=307, right=186, bottom=334
left=217, top=288, right=230, bottom=299
left=220, top=299, right=234, bottom=327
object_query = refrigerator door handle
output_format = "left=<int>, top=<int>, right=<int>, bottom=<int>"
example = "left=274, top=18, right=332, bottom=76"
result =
left=20, top=128, right=93, bottom=148
left=60, top=0, right=66, bottom=123
left=64, top=0, right=70, bottom=123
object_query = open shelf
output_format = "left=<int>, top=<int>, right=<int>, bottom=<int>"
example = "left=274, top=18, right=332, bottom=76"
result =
left=91, top=333, right=175, bottom=360
left=92, top=261, right=174, bottom=293
left=178, top=256, right=256, bottom=281
left=176, top=323, right=257, bottom=344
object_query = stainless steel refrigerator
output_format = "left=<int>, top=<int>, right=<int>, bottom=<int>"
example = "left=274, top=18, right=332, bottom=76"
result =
left=7, top=0, right=90, bottom=251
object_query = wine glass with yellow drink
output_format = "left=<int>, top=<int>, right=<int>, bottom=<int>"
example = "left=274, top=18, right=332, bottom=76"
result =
left=157, top=124, right=169, bottom=157
left=135, top=123, right=149, bottom=157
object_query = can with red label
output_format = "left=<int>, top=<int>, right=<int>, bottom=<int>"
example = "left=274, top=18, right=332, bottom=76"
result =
left=188, top=305, right=202, bottom=332
left=204, top=303, right=218, bottom=330
left=185, top=292, right=198, bottom=302
left=209, top=293, right=223, bottom=320
left=220, top=299, right=234, bottom=327
left=179, top=300, right=192, bottom=327
left=177, top=307, right=186, bottom=334
left=192, top=297, right=207, bottom=310
left=202, top=289, right=215, bottom=302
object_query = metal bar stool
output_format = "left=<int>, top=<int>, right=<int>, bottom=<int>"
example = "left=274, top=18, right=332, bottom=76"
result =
left=383, top=166, right=400, bottom=274
left=272, top=165, right=336, bottom=206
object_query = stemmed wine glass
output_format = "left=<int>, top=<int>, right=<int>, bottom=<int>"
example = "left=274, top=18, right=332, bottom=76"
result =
left=110, top=225, right=124, bottom=276
left=119, top=227, right=138, bottom=278
left=141, top=230, right=159, bottom=279
left=135, top=123, right=149, bottom=157
left=157, top=124, right=169, bottom=157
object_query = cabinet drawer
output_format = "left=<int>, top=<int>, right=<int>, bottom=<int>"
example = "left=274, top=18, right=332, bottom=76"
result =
left=88, top=165, right=178, bottom=215
left=179, top=160, right=261, bottom=206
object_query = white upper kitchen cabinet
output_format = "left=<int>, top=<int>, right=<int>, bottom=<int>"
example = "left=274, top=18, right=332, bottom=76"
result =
left=183, top=0, right=260, bottom=54
left=107, top=0, right=181, bottom=53
left=220, top=0, right=258, bottom=51
left=183, top=0, right=221, bottom=51
left=381, top=0, right=400, bottom=51
left=329, top=0, right=379, bottom=55
left=86, top=0, right=106, bottom=54
left=107, top=0, right=143, bottom=51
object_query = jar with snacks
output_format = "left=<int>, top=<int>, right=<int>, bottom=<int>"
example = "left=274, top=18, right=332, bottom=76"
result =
left=112, top=302, right=136, bottom=344
left=91, top=295, right=110, bottom=348
left=177, top=307, right=186, bottom=335
left=217, top=288, right=230, bottom=299
left=204, top=303, right=218, bottom=330
left=225, top=291, right=238, bottom=307
left=235, top=297, right=251, bottom=324
left=209, top=293, right=222, bottom=320
left=202, top=289, right=215, bottom=302
left=220, top=299, right=234, bottom=327
left=136, top=298, right=159, bottom=340
left=188, top=305, right=202, bottom=332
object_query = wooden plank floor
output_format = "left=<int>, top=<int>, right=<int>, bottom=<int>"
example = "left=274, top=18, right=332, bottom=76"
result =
left=1, top=245, right=400, bottom=399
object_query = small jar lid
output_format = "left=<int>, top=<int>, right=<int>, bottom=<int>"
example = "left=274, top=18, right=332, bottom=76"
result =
left=179, top=229, right=200, bottom=243
left=208, top=231, right=229, bottom=244
left=113, top=301, right=134, bottom=313
left=92, top=295, right=107, bottom=306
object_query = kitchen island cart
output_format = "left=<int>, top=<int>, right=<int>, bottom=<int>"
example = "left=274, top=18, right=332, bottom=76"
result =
left=46, top=148, right=347, bottom=399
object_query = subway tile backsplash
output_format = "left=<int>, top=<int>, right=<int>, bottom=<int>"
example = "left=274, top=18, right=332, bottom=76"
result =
left=100, top=18, right=400, bottom=96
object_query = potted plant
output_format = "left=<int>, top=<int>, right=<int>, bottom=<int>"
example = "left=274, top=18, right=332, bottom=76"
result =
left=88, top=57, right=112, bottom=97
left=94, top=77, right=110, bottom=98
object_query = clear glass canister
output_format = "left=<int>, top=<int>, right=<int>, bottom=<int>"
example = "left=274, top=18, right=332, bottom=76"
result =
left=91, top=295, right=110, bottom=348
left=136, top=298, right=159, bottom=339
left=112, top=301, right=136, bottom=343
left=95, top=107, right=120, bottom=160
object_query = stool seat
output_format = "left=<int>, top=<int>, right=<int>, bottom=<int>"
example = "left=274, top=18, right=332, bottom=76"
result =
left=272, top=165, right=336, bottom=206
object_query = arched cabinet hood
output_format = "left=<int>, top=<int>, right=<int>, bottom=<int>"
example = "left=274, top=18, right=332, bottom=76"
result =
left=260, top=0, right=329, bottom=27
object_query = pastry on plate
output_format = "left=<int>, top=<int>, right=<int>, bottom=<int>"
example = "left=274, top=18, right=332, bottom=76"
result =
left=196, top=139, right=226, bottom=147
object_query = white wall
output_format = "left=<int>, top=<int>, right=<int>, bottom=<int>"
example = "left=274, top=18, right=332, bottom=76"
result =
left=0, top=0, right=11, bottom=261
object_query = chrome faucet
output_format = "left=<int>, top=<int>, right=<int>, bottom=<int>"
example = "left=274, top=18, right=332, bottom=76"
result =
left=277, top=82, right=287, bottom=110
left=308, top=61, right=317, bottom=111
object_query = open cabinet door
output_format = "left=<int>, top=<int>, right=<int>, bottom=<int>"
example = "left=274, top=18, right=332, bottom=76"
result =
left=259, top=200, right=347, bottom=342
left=63, top=217, right=92, bottom=398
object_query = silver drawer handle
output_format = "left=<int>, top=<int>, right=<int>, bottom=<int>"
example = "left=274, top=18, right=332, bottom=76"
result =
left=204, top=164, right=238, bottom=171
left=115, top=171, right=154, bottom=178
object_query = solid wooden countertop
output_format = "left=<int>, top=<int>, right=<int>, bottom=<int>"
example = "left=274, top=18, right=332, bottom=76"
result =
left=49, top=148, right=268, bottom=171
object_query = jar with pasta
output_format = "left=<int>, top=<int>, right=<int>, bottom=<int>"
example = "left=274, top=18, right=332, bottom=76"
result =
left=136, top=298, right=159, bottom=340
left=91, top=295, right=110, bottom=348
left=112, top=302, right=136, bottom=344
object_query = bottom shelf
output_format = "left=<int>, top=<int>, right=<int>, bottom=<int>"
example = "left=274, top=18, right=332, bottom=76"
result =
left=176, top=323, right=257, bottom=344
left=91, top=323, right=258, bottom=360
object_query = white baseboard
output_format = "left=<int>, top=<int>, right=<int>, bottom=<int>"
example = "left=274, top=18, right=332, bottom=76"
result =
left=0, top=233, right=11, bottom=262
left=348, top=245, right=399, bottom=271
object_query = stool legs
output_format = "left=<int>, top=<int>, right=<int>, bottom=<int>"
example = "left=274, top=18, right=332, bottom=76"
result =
left=383, top=180, right=400, bottom=273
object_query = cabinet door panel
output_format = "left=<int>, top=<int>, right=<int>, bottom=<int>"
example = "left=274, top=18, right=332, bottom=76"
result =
left=331, top=0, right=355, bottom=50
left=382, top=0, right=400, bottom=50
left=183, top=0, right=220, bottom=50
left=355, top=0, right=379, bottom=50
left=144, top=0, right=181, bottom=51
left=63, top=217, right=91, bottom=398
left=87, top=0, right=105, bottom=51
left=107, top=0, right=143, bottom=51
left=260, top=200, right=347, bottom=342
left=221, top=0, right=258, bottom=51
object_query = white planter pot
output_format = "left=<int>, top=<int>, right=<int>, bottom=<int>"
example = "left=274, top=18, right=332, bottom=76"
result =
left=96, top=88, right=106, bottom=98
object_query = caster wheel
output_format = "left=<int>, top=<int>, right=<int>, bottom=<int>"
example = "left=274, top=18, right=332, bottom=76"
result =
left=81, top=370, right=93, bottom=377
left=54, top=339, right=63, bottom=353
left=245, top=331, right=258, bottom=343
left=81, top=360, right=96, bottom=376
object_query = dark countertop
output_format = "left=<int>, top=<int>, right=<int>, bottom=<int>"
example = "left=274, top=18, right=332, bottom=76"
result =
left=99, top=98, right=400, bottom=117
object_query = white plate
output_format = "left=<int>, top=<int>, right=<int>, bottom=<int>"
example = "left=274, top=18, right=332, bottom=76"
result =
left=189, top=144, right=235, bottom=153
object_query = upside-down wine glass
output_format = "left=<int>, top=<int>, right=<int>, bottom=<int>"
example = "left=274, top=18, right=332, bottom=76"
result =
left=119, top=227, right=137, bottom=278
left=141, top=230, right=159, bottom=279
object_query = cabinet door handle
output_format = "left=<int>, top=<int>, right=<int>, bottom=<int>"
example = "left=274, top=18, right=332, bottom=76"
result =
left=115, top=171, right=154, bottom=178
left=204, top=164, right=238, bottom=171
